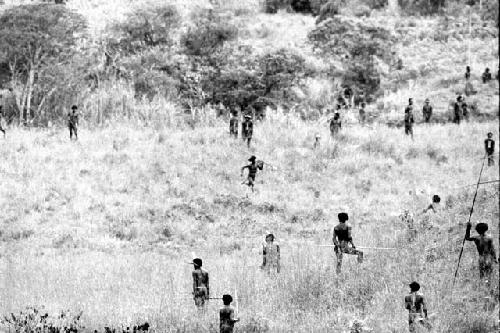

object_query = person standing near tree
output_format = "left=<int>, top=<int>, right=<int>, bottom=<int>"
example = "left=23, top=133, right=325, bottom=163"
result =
left=241, top=114, right=253, bottom=148
left=67, top=105, right=79, bottom=141
left=484, top=132, right=495, bottom=166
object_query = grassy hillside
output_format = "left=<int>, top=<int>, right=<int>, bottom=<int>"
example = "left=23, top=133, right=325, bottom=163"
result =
left=0, top=116, right=498, bottom=332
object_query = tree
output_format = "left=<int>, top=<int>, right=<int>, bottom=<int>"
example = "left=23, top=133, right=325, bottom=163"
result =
left=0, top=4, right=87, bottom=125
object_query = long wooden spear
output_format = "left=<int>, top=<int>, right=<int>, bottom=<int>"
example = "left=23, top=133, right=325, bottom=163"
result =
left=452, top=154, right=487, bottom=286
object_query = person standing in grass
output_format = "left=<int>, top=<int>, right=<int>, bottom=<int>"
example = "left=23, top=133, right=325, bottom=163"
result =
left=422, top=98, right=432, bottom=123
left=229, top=111, right=238, bottom=138
left=484, top=132, right=495, bottom=167
left=241, top=114, right=253, bottom=148
left=67, top=105, right=79, bottom=141
left=0, top=106, right=6, bottom=138
left=241, top=155, right=263, bottom=192
left=465, top=222, right=498, bottom=284
left=332, top=213, right=363, bottom=274
left=405, top=281, right=428, bottom=333
left=482, top=68, right=492, bottom=83
left=220, top=294, right=239, bottom=333
left=192, top=258, right=209, bottom=308
left=453, top=95, right=463, bottom=124
left=260, top=233, right=280, bottom=273
left=329, top=111, right=341, bottom=138
left=358, top=102, right=367, bottom=124
left=404, top=99, right=415, bottom=140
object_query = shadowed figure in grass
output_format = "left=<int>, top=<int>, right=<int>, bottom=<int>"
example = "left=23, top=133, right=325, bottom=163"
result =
left=484, top=132, right=495, bottom=167
left=191, top=258, right=209, bottom=308
left=260, top=233, right=280, bottom=274
left=465, top=222, right=498, bottom=285
left=404, top=98, right=415, bottom=140
left=67, top=105, right=79, bottom=141
left=329, top=111, right=341, bottom=138
left=404, top=281, right=429, bottom=333
left=423, top=195, right=441, bottom=213
left=422, top=98, right=432, bottom=123
left=241, top=114, right=253, bottom=148
left=332, top=212, right=363, bottom=274
left=220, top=294, right=239, bottom=333
left=241, top=155, right=263, bottom=192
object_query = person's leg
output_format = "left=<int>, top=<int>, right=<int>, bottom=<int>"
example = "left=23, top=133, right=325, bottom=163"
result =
left=74, top=126, right=78, bottom=140
left=335, top=250, right=343, bottom=274
left=69, top=125, right=73, bottom=140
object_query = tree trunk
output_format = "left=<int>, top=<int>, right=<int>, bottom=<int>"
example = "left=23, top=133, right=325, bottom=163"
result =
left=25, top=66, right=35, bottom=125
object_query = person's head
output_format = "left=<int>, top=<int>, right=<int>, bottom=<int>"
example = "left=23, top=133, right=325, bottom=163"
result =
left=315, top=134, right=320, bottom=141
left=425, top=98, right=430, bottom=104
left=466, top=66, right=470, bottom=72
left=361, top=102, right=366, bottom=108
left=265, top=233, right=275, bottom=243
left=338, top=212, right=348, bottom=223
left=71, top=105, right=78, bottom=112
left=475, top=223, right=488, bottom=235
left=193, top=258, right=202, bottom=268
left=336, top=104, right=341, bottom=110
left=409, top=281, right=420, bottom=292
left=248, top=155, right=256, bottom=163
left=408, top=98, right=413, bottom=105
left=485, top=67, right=490, bottom=73
left=457, top=95, right=463, bottom=102
left=487, top=132, right=493, bottom=139
left=222, top=294, right=233, bottom=305
left=432, top=195, right=441, bottom=203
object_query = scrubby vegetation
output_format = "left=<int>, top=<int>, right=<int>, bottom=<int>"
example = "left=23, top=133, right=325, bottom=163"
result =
left=0, top=0, right=498, bottom=332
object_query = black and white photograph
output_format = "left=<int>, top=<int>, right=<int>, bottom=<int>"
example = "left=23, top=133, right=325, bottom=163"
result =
left=0, top=0, right=498, bottom=332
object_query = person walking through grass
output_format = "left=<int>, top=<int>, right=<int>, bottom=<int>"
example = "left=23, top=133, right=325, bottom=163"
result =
left=191, top=258, right=210, bottom=308
left=333, top=212, right=363, bottom=274
left=405, top=281, right=428, bottom=333
left=484, top=132, right=495, bottom=167
left=220, top=294, right=239, bottom=333
left=422, top=98, right=432, bottom=123
left=423, top=195, right=441, bottom=213
left=453, top=95, right=463, bottom=124
left=260, top=233, right=280, bottom=274
left=67, top=105, right=79, bottom=141
left=241, top=114, right=253, bottom=148
left=241, top=155, right=263, bottom=192
left=465, top=222, right=498, bottom=285
left=404, top=99, right=415, bottom=140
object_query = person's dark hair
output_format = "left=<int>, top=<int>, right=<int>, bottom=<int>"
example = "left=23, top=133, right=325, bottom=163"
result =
left=265, top=233, right=275, bottom=241
left=193, top=258, right=202, bottom=267
left=487, top=132, right=493, bottom=137
left=432, top=195, right=441, bottom=203
left=222, top=294, right=233, bottom=305
left=338, top=212, right=348, bottom=222
left=71, top=105, right=78, bottom=110
left=475, top=223, right=488, bottom=234
left=409, top=281, right=420, bottom=292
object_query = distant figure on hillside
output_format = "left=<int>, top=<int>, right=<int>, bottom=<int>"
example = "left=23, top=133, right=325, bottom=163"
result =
left=229, top=112, right=238, bottom=138
left=404, top=99, right=415, bottom=140
left=465, top=66, right=471, bottom=81
left=333, top=213, right=363, bottom=274
left=465, top=222, right=498, bottom=284
left=482, top=68, right=492, bottom=83
left=220, top=294, right=239, bottom=333
left=261, top=233, right=280, bottom=273
left=484, top=132, right=495, bottom=166
left=191, top=258, right=210, bottom=308
left=329, top=112, right=342, bottom=138
left=423, top=195, right=441, bottom=213
left=358, top=102, right=367, bottom=124
left=313, top=134, right=321, bottom=149
left=464, top=66, right=476, bottom=96
left=0, top=106, right=6, bottom=138
left=405, top=281, right=428, bottom=333
left=241, top=155, right=263, bottom=192
left=400, top=210, right=417, bottom=242
left=67, top=105, right=79, bottom=141
left=241, top=114, right=253, bottom=148
left=344, top=86, right=352, bottom=108
left=422, top=98, right=433, bottom=123
left=453, top=96, right=463, bottom=124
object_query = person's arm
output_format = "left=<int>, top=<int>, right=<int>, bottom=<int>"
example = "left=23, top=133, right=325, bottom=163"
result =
left=192, top=272, right=197, bottom=295
left=488, top=238, right=498, bottom=263
left=485, top=140, right=489, bottom=153
left=465, top=222, right=474, bottom=241
left=405, top=297, right=411, bottom=310
left=422, top=297, right=428, bottom=318
left=261, top=244, right=266, bottom=268
left=206, top=272, right=209, bottom=298
left=241, top=165, right=248, bottom=176
left=276, top=244, right=281, bottom=273
left=230, top=308, right=239, bottom=322
left=332, top=229, right=339, bottom=247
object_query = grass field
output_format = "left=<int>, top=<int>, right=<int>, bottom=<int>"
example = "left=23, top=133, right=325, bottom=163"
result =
left=0, top=116, right=498, bottom=332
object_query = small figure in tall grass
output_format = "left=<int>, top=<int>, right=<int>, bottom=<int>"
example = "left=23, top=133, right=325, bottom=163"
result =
left=482, top=68, right=492, bottom=83
left=405, top=281, right=428, bottom=333
left=241, top=114, right=253, bottom=148
left=423, top=195, right=441, bottom=213
left=260, top=233, right=280, bottom=273
left=333, top=212, right=363, bottom=274
left=329, top=111, right=341, bottom=138
left=465, top=65, right=471, bottom=81
left=404, top=99, right=415, bottom=140
left=241, top=155, right=263, bottom=192
left=465, top=222, right=498, bottom=284
left=422, top=98, right=433, bottom=123
left=400, top=210, right=416, bottom=242
left=453, top=96, right=463, bottom=124
left=358, top=102, right=366, bottom=124
left=67, top=105, right=79, bottom=141
left=191, top=258, right=210, bottom=308
left=229, top=111, right=238, bottom=138
left=220, top=294, right=239, bottom=333
left=0, top=106, right=6, bottom=138
left=484, top=132, right=495, bottom=167
left=313, top=134, right=321, bottom=149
